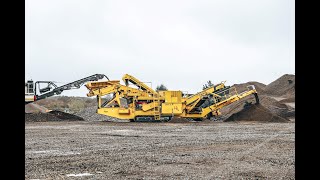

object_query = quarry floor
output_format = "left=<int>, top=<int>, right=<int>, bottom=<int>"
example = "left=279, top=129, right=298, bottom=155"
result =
left=25, top=121, right=295, bottom=179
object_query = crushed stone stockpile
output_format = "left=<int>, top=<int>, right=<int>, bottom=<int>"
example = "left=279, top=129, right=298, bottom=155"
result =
left=264, top=74, right=295, bottom=98
left=224, top=104, right=290, bottom=122
left=259, top=96, right=295, bottom=118
left=220, top=95, right=258, bottom=118
left=25, top=111, right=84, bottom=122
left=221, top=94, right=294, bottom=120
left=232, top=81, right=266, bottom=94
left=75, top=106, right=126, bottom=122
left=260, top=95, right=288, bottom=109
left=48, top=110, right=84, bottom=121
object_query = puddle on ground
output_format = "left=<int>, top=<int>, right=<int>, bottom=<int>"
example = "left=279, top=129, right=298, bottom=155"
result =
left=28, top=150, right=80, bottom=156
left=66, top=173, right=93, bottom=177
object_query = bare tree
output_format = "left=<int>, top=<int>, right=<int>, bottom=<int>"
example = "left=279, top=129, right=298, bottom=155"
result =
left=156, top=84, right=168, bottom=92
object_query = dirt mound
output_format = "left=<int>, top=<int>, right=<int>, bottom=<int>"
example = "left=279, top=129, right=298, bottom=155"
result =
left=232, top=81, right=266, bottom=94
left=168, top=117, right=191, bottom=123
left=285, top=87, right=295, bottom=98
left=48, top=110, right=84, bottom=121
left=221, top=94, right=294, bottom=119
left=259, top=96, right=294, bottom=118
left=220, top=95, right=258, bottom=117
left=75, top=106, right=125, bottom=122
left=264, top=74, right=295, bottom=97
left=25, top=113, right=62, bottom=122
left=224, top=104, right=289, bottom=122
left=260, top=95, right=288, bottom=108
left=25, top=110, right=84, bottom=122
left=25, top=103, right=49, bottom=113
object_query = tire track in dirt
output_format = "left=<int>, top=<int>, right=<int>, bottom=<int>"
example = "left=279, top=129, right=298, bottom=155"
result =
left=208, top=125, right=294, bottom=179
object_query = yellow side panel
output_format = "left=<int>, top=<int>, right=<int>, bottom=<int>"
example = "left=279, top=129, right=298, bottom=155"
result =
left=118, top=108, right=130, bottom=114
left=97, top=107, right=157, bottom=120
left=161, top=103, right=182, bottom=114
left=165, top=92, right=171, bottom=102
left=170, top=97, right=176, bottom=103
left=164, top=91, right=182, bottom=103
left=142, top=102, right=159, bottom=111
left=97, top=108, right=135, bottom=119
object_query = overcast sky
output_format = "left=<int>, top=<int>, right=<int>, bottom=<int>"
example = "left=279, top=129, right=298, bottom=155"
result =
left=25, top=0, right=294, bottom=97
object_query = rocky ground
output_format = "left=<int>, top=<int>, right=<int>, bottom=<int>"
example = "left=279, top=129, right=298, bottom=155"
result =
left=25, top=121, right=295, bottom=179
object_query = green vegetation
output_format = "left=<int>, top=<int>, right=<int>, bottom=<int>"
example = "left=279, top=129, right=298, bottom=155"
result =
left=155, top=84, right=168, bottom=92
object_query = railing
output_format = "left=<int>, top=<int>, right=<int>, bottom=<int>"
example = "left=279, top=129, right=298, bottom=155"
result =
left=210, top=85, right=256, bottom=107
left=152, top=93, right=161, bottom=120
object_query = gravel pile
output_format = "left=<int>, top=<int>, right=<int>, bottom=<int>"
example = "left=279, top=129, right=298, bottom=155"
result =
left=224, top=104, right=289, bottom=122
left=75, top=106, right=126, bottom=122
left=25, top=111, right=84, bottom=122
left=221, top=94, right=294, bottom=120
left=232, top=81, right=266, bottom=94
left=48, top=110, right=84, bottom=121
left=222, top=74, right=295, bottom=120
left=25, top=113, right=61, bottom=122
left=220, top=95, right=257, bottom=117
left=264, top=74, right=295, bottom=97
left=259, top=96, right=294, bottom=118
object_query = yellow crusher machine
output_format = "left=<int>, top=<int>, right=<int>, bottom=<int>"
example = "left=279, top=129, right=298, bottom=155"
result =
left=85, top=74, right=259, bottom=122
